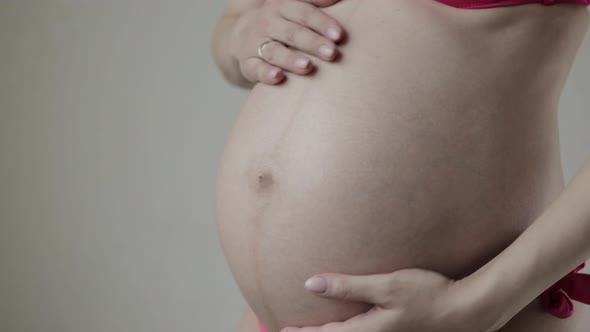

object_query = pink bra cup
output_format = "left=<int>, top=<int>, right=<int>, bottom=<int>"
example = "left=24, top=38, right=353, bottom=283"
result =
left=435, top=0, right=590, bottom=9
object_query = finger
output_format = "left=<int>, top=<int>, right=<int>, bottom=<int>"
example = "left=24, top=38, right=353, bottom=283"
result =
left=296, top=0, right=341, bottom=8
left=258, top=40, right=313, bottom=74
left=241, top=57, right=285, bottom=85
left=304, top=273, right=395, bottom=305
left=279, top=1, right=343, bottom=42
left=281, top=306, right=393, bottom=332
left=267, top=18, right=338, bottom=61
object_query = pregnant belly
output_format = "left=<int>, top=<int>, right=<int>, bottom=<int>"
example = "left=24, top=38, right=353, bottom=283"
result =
left=216, top=1, right=588, bottom=331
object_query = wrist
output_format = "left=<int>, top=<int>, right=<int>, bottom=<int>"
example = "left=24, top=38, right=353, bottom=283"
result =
left=446, top=271, right=509, bottom=332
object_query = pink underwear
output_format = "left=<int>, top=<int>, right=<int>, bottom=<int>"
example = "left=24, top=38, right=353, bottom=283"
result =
left=257, top=319, right=268, bottom=332
left=540, top=262, right=590, bottom=318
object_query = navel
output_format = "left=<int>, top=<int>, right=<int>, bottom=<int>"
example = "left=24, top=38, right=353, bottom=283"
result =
left=255, top=171, right=274, bottom=191
left=245, top=156, right=280, bottom=194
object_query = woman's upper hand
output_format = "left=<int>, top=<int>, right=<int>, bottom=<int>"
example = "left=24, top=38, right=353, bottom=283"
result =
left=229, top=0, right=345, bottom=85
left=280, top=268, right=500, bottom=332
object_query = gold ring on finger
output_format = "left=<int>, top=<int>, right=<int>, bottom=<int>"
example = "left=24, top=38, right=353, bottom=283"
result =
left=257, top=39, right=276, bottom=59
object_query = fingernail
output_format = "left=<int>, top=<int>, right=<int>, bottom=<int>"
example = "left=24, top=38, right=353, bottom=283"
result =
left=305, top=276, right=327, bottom=293
left=327, top=27, right=341, bottom=41
left=268, top=68, right=281, bottom=80
left=295, top=58, right=310, bottom=69
left=319, top=45, right=335, bottom=59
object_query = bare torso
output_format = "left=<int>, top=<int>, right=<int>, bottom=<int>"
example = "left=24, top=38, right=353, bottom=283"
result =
left=215, top=1, right=590, bottom=331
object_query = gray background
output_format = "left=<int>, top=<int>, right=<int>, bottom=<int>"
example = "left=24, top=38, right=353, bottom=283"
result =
left=0, top=1, right=588, bottom=332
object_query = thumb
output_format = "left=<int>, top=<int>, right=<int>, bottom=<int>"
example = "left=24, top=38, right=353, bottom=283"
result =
left=304, top=272, right=394, bottom=306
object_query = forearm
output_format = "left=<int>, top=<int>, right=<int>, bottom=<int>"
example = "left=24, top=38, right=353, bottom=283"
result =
left=465, top=159, right=590, bottom=330
left=211, top=14, right=254, bottom=89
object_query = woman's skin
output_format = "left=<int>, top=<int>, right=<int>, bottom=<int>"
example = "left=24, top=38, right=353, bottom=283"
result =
left=282, top=160, right=590, bottom=332
left=212, top=1, right=590, bottom=331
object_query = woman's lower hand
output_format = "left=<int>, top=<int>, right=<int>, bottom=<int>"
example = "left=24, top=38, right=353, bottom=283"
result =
left=280, top=268, right=495, bottom=332
left=230, top=0, right=344, bottom=85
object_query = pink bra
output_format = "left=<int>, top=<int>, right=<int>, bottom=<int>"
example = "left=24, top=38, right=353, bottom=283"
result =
left=436, top=0, right=590, bottom=8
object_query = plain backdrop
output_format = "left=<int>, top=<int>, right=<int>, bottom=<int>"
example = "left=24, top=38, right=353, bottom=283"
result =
left=0, top=1, right=589, bottom=331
